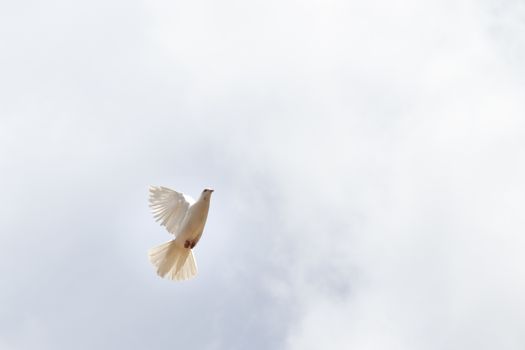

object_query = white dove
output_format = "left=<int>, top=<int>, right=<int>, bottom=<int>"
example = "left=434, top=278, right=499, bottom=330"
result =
left=148, top=186, right=214, bottom=281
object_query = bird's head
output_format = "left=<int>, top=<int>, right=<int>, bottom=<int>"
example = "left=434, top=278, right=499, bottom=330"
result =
left=201, top=188, right=214, bottom=201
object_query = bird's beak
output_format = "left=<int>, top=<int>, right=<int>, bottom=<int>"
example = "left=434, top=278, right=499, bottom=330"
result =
left=210, top=189, right=214, bottom=193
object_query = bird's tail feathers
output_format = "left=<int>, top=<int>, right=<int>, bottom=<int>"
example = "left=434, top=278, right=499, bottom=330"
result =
left=148, top=240, right=198, bottom=281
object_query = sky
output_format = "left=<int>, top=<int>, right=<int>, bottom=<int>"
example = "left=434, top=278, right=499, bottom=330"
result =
left=1, top=0, right=525, bottom=349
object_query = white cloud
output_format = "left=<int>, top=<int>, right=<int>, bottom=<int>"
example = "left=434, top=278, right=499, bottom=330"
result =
left=1, top=0, right=524, bottom=349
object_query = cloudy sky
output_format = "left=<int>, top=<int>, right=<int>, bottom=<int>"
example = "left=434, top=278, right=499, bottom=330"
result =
left=1, top=0, right=525, bottom=349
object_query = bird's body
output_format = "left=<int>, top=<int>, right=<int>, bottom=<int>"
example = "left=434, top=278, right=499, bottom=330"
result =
left=148, top=186, right=213, bottom=281
left=173, top=195, right=210, bottom=249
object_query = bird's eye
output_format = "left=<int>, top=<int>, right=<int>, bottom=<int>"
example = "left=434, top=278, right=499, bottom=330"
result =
left=204, top=189, right=208, bottom=192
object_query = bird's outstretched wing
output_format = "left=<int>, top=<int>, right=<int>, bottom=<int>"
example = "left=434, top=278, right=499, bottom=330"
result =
left=149, top=186, right=195, bottom=236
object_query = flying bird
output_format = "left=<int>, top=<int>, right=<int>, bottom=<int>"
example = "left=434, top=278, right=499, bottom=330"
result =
left=148, top=186, right=214, bottom=281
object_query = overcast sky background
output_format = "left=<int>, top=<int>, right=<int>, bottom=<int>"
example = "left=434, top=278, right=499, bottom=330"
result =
left=1, top=0, right=525, bottom=349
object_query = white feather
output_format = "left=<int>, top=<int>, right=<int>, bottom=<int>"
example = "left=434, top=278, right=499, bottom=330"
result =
left=149, top=186, right=194, bottom=236
left=148, top=240, right=198, bottom=281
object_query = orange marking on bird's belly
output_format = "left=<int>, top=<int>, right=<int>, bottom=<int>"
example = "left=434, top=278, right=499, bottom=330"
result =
left=184, top=239, right=197, bottom=249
